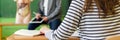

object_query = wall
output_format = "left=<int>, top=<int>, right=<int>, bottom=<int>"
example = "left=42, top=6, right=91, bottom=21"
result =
left=0, top=0, right=70, bottom=18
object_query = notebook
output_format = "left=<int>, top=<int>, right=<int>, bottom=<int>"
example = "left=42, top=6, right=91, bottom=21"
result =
left=14, top=29, right=40, bottom=37
left=29, top=18, right=44, bottom=23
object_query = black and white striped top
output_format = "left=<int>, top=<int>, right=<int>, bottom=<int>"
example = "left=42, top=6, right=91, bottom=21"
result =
left=45, top=0, right=120, bottom=40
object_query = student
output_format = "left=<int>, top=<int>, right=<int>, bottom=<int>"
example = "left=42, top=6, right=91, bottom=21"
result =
left=14, top=0, right=33, bottom=24
left=28, top=0, right=61, bottom=30
left=41, top=0, right=120, bottom=40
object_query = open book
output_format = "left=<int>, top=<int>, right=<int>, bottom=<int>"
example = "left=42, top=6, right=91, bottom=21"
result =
left=14, top=29, right=40, bottom=37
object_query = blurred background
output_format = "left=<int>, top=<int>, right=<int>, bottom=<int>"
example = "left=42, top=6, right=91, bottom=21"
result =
left=0, top=0, right=71, bottom=40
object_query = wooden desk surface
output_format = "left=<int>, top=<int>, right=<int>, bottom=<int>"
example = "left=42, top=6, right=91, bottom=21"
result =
left=0, top=25, right=2, bottom=40
left=0, top=23, right=80, bottom=40
left=7, top=34, right=80, bottom=40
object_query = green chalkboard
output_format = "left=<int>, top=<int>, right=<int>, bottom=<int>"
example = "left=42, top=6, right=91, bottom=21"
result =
left=0, top=0, right=70, bottom=18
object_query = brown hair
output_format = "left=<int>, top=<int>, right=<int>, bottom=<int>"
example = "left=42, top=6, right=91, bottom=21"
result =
left=83, top=0, right=120, bottom=18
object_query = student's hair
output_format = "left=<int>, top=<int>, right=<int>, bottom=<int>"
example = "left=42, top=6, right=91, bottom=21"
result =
left=83, top=0, right=120, bottom=18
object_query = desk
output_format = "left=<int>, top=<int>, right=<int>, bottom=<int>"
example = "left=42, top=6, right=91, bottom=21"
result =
left=7, top=34, right=80, bottom=40
left=0, top=23, right=27, bottom=40
left=0, top=25, right=2, bottom=40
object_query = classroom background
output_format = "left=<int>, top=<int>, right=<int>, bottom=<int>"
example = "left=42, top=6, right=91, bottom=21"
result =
left=0, top=0, right=70, bottom=40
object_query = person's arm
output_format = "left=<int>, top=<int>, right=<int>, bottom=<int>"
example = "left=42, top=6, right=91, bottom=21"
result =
left=47, top=0, right=61, bottom=20
left=45, top=0, right=85, bottom=40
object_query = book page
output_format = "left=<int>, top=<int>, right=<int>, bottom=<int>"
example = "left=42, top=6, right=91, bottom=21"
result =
left=14, top=29, right=40, bottom=36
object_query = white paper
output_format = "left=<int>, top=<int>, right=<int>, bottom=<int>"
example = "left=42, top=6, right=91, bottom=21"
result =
left=14, top=29, right=40, bottom=36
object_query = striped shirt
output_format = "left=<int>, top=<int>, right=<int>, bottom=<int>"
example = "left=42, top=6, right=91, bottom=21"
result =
left=45, top=0, right=120, bottom=40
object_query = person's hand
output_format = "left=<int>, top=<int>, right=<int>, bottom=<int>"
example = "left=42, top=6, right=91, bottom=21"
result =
left=35, top=13, right=41, bottom=20
left=42, top=16, right=48, bottom=22
left=40, top=26, right=50, bottom=34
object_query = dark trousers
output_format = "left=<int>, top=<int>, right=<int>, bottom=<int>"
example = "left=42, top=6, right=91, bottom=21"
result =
left=28, top=19, right=61, bottom=30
